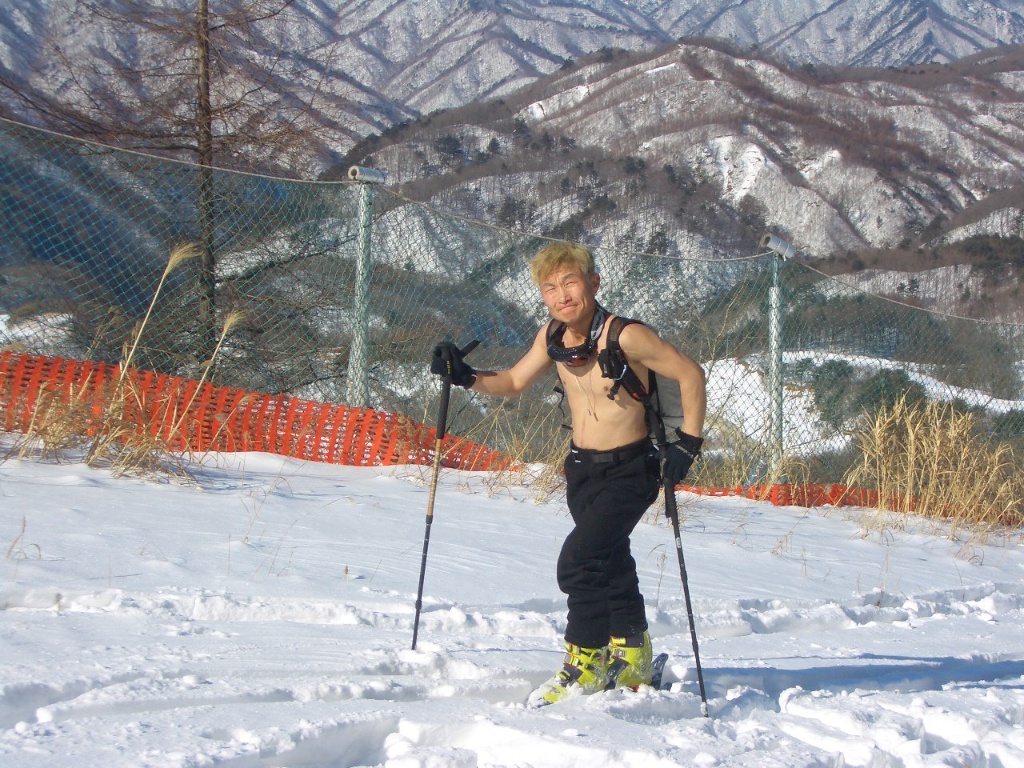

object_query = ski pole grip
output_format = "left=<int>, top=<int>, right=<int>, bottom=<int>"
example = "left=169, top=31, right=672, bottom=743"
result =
left=437, top=340, right=480, bottom=439
left=436, top=378, right=452, bottom=440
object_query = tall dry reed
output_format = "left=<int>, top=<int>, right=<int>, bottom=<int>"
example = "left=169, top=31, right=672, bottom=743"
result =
left=844, top=395, right=1024, bottom=536
left=83, top=244, right=202, bottom=474
left=9, top=244, right=243, bottom=477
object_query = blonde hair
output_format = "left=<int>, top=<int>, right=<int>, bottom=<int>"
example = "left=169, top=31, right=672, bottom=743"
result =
left=530, top=241, right=595, bottom=285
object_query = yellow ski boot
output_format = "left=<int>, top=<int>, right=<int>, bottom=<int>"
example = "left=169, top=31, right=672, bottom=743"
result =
left=528, top=642, right=610, bottom=707
left=608, top=631, right=653, bottom=690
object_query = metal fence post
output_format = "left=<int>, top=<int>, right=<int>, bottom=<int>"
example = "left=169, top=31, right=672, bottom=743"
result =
left=345, top=166, right=387, bottom=407
left=761, top=233, right=795, bottom=478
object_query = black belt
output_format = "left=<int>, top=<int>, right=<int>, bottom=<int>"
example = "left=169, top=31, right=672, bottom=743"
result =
left=569, top=438, right=652, bottom=465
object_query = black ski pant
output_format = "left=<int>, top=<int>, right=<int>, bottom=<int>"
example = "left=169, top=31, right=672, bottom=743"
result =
left=557, top=438, right=661, bottom=649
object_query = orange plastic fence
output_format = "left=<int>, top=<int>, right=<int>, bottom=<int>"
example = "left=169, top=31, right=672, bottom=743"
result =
left=0, top=351, right=512, bottom=471
left=679, top=483, right=882, bottom=509
left=1, top=351, right=887, bottom=510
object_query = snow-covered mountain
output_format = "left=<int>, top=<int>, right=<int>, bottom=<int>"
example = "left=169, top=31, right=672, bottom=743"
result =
left=198, top=0, right=1024, bottom=120
left=2, top=0, right=1023, bottom=151
left=647, top=0, right=1024, bottom=67
left=352, top=41, right=1024, bottom=267
left=1, top=1, right=1022, bottom=268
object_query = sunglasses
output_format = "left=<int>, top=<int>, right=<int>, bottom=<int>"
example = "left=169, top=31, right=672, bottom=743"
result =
left=546, top=305, right=608, bottom=368
left=547, top=339, right=594, bottom=367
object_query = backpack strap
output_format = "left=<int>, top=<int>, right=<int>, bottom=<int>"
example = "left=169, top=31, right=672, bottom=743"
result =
left=598, top=316, right=653, bottom=404
left=599, top=316, right=666, bottom=440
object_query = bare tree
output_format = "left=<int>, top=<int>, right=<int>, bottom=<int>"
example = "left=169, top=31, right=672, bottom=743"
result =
left=1, top=0, right=339, bottom=354
left=1, top=0, right=336, bottom=173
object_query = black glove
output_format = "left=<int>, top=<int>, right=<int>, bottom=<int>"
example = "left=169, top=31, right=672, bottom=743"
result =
left=430, top=341, right=477, bottom=389
left=663, top=429, right=703, bottom=487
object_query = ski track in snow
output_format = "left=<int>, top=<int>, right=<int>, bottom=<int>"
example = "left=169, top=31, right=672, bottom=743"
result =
left=2, top=454, right=1024, bottom=766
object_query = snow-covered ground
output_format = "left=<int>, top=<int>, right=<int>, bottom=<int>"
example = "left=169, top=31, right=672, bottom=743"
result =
left=2, top=446, right=1024, bottom=767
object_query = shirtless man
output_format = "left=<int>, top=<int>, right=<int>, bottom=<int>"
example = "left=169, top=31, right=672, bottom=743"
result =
left=430, top=241, right=706, bottom=705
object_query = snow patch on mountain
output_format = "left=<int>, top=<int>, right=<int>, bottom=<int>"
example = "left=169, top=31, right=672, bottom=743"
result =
left=527, top=85, right=592, bottom=121
left=944, top=208, right=1024, bottom=244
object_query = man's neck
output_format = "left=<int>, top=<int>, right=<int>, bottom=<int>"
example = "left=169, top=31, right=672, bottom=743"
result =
left=560, top=307, right=594, bottom=345
left=569, top=306, right=596, bottom=332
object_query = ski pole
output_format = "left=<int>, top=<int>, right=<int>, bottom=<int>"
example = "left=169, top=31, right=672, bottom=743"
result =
left=654, top=418, right=710, bottom=717
left=411, top=340, right=479, bottom=650
left=663, top=474, right=710, bottom=717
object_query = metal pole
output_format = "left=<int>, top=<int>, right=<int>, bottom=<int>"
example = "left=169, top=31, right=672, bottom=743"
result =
left=760, top=233, right=793, bottom=479
left=411, top=375, right=450, bottom=650
left=651, top=411, right=709, bottom=717
left=665, top=485, right=710, bottom=717
left=768, top=253, right=784, bottom=477
left=411, top=340, right=478, bottom=650
left=345, top=166, right=387, bottom=407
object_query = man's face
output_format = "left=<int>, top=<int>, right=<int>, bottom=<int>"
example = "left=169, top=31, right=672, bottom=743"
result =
left=539, top=264, right=600, bottom=326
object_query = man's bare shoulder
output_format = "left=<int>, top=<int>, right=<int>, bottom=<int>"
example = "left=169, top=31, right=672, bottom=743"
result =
left=614, top=318, right=660, bottom=351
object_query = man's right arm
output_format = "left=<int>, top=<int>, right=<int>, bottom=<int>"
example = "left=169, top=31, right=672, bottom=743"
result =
left=471, top=325, right=553, bottom=398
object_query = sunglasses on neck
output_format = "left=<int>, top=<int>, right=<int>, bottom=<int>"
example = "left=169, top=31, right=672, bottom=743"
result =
left=546, top=305, right=607, bottom=368
left=547, top=337, right=594, bottom=367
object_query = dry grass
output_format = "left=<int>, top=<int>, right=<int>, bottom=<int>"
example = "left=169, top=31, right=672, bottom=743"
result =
left=85, top=244, right=202, bottom=475
left=462, top=395, right=571, bottom=503
left=14, top=378, right=97, bottom=460
left=6, top=244, right=242, bottom=478
left=844, top=395, right=1024, bottom=537
left=692, top=411, right=810, bottom=491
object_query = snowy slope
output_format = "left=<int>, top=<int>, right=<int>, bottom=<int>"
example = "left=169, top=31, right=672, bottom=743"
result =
left=2, top=446, right=1024, bottom=766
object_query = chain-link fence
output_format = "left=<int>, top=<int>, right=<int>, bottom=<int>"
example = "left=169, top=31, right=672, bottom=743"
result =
left=2, top=117, right=1023, bottom=488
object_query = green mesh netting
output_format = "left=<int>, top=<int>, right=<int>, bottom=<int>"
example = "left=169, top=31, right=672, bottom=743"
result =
left=2, top=117, right=1023, bottom=486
